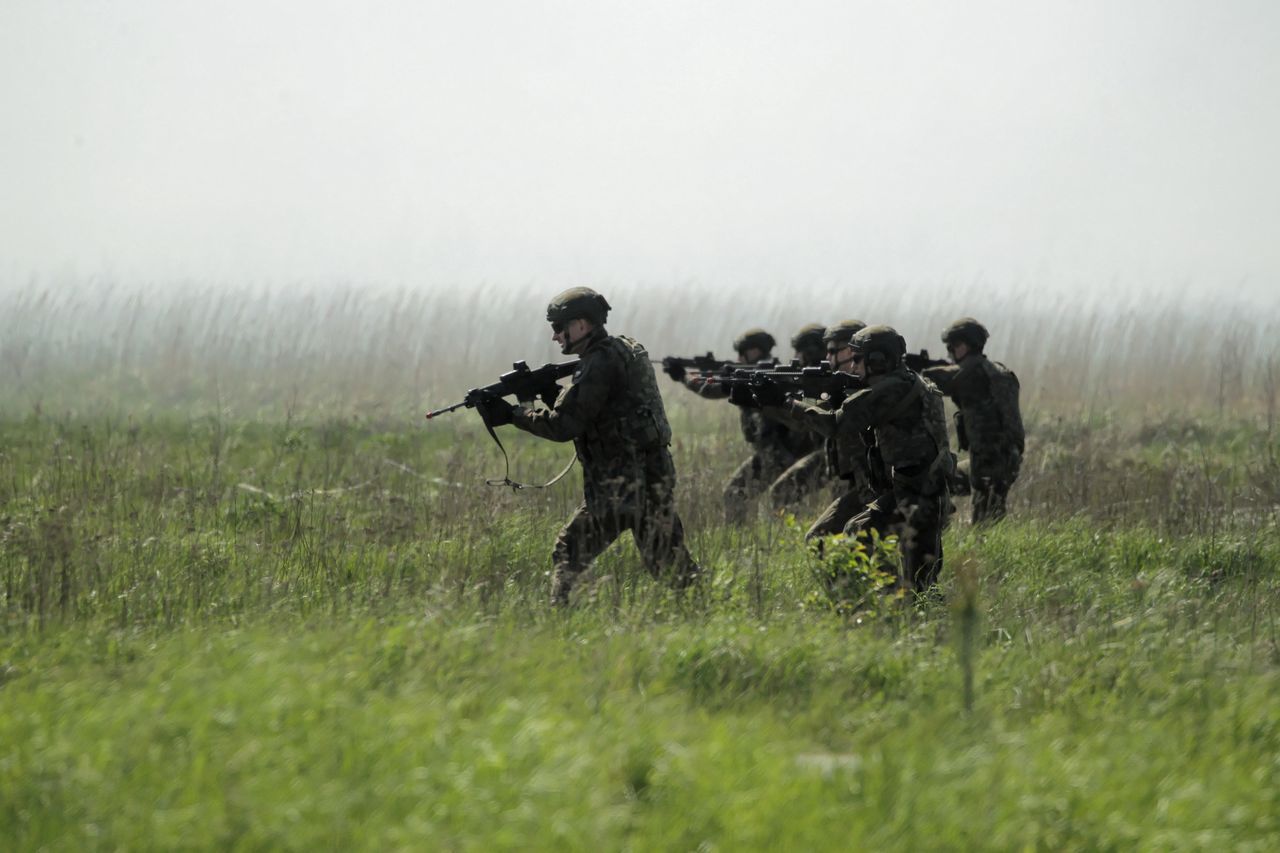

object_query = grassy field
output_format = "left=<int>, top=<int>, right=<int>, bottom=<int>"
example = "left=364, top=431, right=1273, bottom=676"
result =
left=2, top=286, right=1279, bottom=849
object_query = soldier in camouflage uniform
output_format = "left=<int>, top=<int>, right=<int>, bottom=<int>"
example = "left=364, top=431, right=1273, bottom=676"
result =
left=476, top=287, right=701, bottom=605
left=665, top=327, right=814, bottom=523
left=762, top=320, right=872, bottom=531
left=921, top=318, right=1024, bottom=524
left=765, top=323, right=837, bottom=510
left=765, top=325, right=953, bottom=593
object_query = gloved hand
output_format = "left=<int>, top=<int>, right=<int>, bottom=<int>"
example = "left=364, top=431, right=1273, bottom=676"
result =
left=751, top=379, right=788, bottom=408
left=663, top=360, right=687, bottom=382
left=728, top=383, right=760, bottom=408
left=475, top=395, right=515, bottom=426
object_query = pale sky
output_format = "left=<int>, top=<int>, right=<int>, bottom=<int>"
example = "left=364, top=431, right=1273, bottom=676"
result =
left=2, top=1, right=1278, bottom=301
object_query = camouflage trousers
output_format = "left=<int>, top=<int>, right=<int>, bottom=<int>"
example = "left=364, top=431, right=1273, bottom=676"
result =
left=804, top=486, right=869, bottom=544
left=552, top=448, right=700, bottom=605
left=957, top=455, right=1018, bottom=525
left=844, top=489, right=947, bottom=592
left=723, top=447, right=797, bottom=524
left=766, top=450, right=832, bottom=513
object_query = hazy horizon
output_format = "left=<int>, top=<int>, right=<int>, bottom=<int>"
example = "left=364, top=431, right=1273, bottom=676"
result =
left=3, top=1, right=1278, bottom=302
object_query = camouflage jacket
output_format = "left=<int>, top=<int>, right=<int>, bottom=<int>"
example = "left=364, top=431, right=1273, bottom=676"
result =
left=514, top=328, right=672, bottom=473
left=922, top=354, right=1024, bottom=459
left=764, top=397, right=867, bottom=486
left=788, top=367, right=952, bottom=497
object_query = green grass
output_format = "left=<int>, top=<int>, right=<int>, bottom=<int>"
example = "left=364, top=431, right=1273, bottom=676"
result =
left=2, top=411, right=1279, bottom=849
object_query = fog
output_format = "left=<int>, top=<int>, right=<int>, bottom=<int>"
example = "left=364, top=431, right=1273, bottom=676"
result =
left=2, top=1, right=1278, bottom=303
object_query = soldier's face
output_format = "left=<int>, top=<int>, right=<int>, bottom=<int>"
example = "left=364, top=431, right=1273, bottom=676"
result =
left=552, top=319, right=591, bottom=354
left=829, top=345, right=855, bottom=374
left=739, top=347, right=764, bottom=364
left=850, top=353, right=868, bottom=379
left=947, top=341, right=970, bottom=362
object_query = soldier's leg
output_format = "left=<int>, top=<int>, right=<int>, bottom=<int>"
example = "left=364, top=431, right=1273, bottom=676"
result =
left=551, top=503, right=626, bottom=605
left=722, top=454, right=763, bottom=524
left=767, top=450, right=828, bottom=512
left=724, top=451, right=792, bottom=523
left=841, top=495, right=895, bottom=542
left=633, top=451, right=701, bottom=588
left=804, top=487, right=869, bottom=546
left=633, top=502, right=700, bottom=589
left=897, top=493, right=946, bottom=590
left=990, top=478, right=1013, bottom=520
left=952, top=457, right=973, bottom=497
left=815, top=496, right=894, bottom=601
left=971, top=479, right=999, bottom=524
left=969, top=454, right=1013, bottom=524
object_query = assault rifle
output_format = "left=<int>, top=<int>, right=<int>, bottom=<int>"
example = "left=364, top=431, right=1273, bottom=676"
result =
left=424, top=359, right=579, bottom=419
left=425, top=359, right=582, bottom=491
left=657, top=352, right=724, bottom=374
left=904, top=349, right=949, bottom=372
left=657, top=353, right=782, bottom=376
left=716, top=363, right=864, bottom=407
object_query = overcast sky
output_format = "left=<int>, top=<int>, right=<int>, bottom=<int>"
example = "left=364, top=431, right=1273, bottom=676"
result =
left=2, top=1, right=1277, bottom=301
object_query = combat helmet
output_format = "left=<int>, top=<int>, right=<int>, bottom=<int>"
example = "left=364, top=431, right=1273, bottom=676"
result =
left=850, top=324, right=907, bottom=372
left=822, top=319, right=868, bottom=351
left=546, top=287, right=611, bottom=326
left=733, top=327, right=776, bottom=356
left=941, top=317, right=989, bottom=350
left=790, top=323, right=826, bottom=364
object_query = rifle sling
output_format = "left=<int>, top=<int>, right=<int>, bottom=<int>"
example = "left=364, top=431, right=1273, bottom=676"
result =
left=479, top=410, right=577, bottom=491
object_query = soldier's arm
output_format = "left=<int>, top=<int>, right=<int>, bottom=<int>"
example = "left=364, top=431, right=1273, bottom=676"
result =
left=782, top=399, right=838, bottom=438
left=512, top=355, right=618, bottom=442
left=682, top=375, right=730, bottom=400
left=921, top=364, right=960, bottom=396
left=759, top=404, right=801, bottom=428
left=833, top=384, right=898, bottom=436
left=761, top=403, right=820, bottom=434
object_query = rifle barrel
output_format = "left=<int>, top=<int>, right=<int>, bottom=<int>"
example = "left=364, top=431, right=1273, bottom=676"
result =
left=424, top=399, right=470, bottom=419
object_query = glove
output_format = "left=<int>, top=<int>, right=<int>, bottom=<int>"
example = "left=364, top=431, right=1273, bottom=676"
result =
left=751, top=379, right=788, bottom=408
left=663, top=360, right=687, bottom=382
left=475, top=395, right=515, bottom=426
left=728, top=383, right=760, bottom=408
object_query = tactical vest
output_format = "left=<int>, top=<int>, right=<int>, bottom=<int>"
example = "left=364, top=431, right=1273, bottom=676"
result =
left=955, top=357, right=1024, bottom=455
left=578, top=335, right=672, bottom=462
left=873, top=371, right=953, bottom=494
left=983, top=359, right=1024, bottom=452
left=828, top=408, right=868, bottom=481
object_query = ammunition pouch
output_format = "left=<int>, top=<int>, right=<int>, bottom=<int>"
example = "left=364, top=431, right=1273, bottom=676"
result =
left=891, top=445, right=952, bottom=498
left=579, top=409, right=664, bottom=466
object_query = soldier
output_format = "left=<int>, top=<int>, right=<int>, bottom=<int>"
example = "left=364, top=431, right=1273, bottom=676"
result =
left=764, top=323, right=834, bottom=510
left=764, top=320, right=871, bottom=525
left=475, top=287, right=701, bottom=605
left=921, top=318, right=1024, bottom=524
left=665, top=327, right=813, bottom=523
left=790, top=322, right=828, bottom=368
left=762, top=325, right=952, bottom=594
